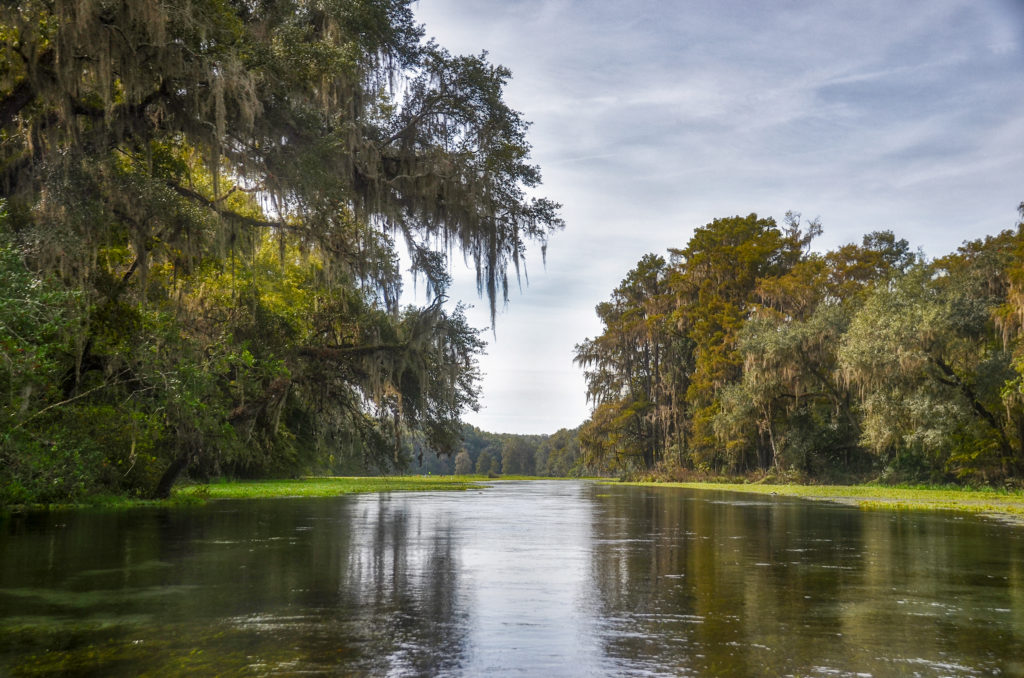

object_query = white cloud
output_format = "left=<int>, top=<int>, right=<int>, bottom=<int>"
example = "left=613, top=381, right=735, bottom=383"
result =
left=409, top=0, right=1024, bottom=433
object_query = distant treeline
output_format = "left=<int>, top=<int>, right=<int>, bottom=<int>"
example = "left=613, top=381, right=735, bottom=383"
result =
left=409, top=424, right=589, bottom=478
left=574, top=210, right=1024, bottom=485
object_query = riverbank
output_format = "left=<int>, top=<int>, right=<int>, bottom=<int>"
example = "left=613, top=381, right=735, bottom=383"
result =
left=174, top=475, right=492, bottom=500
left=13, top=477, right=1024, bottom=525
left=1, top=476, right=491, bottom=512
left=620, top=481, right=1024, bottom=524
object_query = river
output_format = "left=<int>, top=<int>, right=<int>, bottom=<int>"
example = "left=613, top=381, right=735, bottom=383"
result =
left=1, top=480, right=1022, bottom=676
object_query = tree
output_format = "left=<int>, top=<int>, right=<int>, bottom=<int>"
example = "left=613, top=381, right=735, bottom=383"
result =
left=0, top=208, right=92, bottom=503
left=0, top=0, right=560, bottom=501
left=670, top=213, right=808, bottom=470
left=720, top=230, right=914, bottom=474
left=839, top=231, right=1023, bottom=481
left=574, top=254, right=684, bottom=472
left=501, top=436, right=535, bottom=475
left=474, top=449, right=496, bottom=475
left=536, top=427, right=583, bottom=477
left=453, top=450, right=473, bottom=475
left=577, top=206, right=1024, bottom=484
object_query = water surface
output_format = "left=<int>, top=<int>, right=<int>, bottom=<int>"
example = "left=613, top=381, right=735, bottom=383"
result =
left=1, top=481, right=1022, bottom=676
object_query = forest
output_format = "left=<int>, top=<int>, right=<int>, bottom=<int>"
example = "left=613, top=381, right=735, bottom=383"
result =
left=574, top=211, right=1024, bottom=485
left=408, top=424, right=585, bottom=478
left=0, top=0, right=561, bottom=504
left=3, top=1, right=1021, bottom=508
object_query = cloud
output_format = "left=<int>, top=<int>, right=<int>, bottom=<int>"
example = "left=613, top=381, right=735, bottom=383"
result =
left=411, top=0, right=1024, bottom=433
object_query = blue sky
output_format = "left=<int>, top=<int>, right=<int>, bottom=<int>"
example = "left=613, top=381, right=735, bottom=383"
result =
left=407, top=0, right=1024, bottom=434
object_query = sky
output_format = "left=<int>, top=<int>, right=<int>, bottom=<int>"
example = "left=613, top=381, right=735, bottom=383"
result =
left=405, top=0, right=1024, bottom=435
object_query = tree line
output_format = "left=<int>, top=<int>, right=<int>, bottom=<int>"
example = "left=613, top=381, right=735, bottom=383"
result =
left=0, top=0, right=560, bottom=504
left=410, top=424, right=587, bottom=478
left=575, top=211, right=1024, bottom=485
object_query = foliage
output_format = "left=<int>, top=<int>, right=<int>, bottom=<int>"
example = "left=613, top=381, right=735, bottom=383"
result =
left=453, top=450, right=473, bottom=475
left=839, top=232, right=1022, bottom=481
left=406, top=423, right=585, bottom=478
left=535, top=427, right=584, bottom=477
left=0, top=1, right=561, bottom=503
left=578, top=209, right=1024, bottom=485
left=474, top=449, right=497, bottom=475
left=618, top=481, right=1024, bottom=520
left=574, top=253, right=681, bottom=472
left=499, top=436, right=534, bottom=475
left=174, top=475, right=483, bottom=500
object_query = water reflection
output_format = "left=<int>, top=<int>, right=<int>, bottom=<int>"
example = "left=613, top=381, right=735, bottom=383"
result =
left=453, top=481, right=600, bottom=676
left=1, top=482, right=1023, bottom=676
left=0, top=495, right=470, bottom=675
left=588, top=485, right=1024, bottom=677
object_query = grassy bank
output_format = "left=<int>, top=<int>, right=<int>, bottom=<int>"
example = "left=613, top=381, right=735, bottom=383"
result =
left=619, top=481, right=1024, bottom=523
left=0, top=476, right=491, bottom=512
left=174, top=475, right=490, bottom=500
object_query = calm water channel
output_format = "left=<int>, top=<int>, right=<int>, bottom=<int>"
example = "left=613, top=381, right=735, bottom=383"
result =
left=1, top=481, right=1023, bottom=676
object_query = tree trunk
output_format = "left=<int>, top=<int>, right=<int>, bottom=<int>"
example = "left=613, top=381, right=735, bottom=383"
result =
left=153, top=453, right=190, bottom=499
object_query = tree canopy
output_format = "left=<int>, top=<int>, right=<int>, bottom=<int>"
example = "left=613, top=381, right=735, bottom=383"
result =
left=0, top=0, right=561, bottom=503
left=577, top=209, right=1024, bottom=484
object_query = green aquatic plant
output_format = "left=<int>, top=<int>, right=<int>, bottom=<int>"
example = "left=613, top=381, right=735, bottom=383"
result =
left=617, top=480, right=1024, bottom=523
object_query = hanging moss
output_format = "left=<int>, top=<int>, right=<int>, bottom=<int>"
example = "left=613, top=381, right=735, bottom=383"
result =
left=0, top=1, right=560, bottom=502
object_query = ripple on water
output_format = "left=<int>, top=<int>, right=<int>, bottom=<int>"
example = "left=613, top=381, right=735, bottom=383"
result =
left=1, top=584, right=199, bottom=608
left=1, top=481, right=1022, bottom=676
left=886, top=656, right=988, bottom=676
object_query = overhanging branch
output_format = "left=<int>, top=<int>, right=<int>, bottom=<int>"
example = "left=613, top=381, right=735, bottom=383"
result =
left=168, top=182, right=299, bottom=233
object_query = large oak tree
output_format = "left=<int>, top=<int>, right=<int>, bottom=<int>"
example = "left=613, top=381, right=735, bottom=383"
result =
left=0, top=0, right=561, bottom=501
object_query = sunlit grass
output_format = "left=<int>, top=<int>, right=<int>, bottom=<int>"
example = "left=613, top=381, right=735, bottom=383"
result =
left=617, top=481, right=1024, bottom=521
left=2, top=476, right=569, bottom=512
left=174, top=475, right=489, bottom=500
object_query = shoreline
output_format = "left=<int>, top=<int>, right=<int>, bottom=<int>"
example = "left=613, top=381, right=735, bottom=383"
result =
left=617, top=481, right=1024, bottom=525
left=0, top=476, right=491, bottom=513
left=7, top=477, right=1024, bottom=526
left=175, top=475, right=488, bottom=500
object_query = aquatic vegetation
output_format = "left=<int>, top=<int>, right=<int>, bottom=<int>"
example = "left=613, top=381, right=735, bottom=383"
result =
left=174, top=476, right=487, bottom=500
left=620, top=481, right=1024, bottom=522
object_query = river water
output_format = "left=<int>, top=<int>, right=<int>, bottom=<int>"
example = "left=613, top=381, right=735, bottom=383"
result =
left=1, top=481, right=1022, bottom=676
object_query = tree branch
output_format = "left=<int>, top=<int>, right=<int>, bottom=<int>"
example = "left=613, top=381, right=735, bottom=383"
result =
left=167, top=182, right=298, bottom=232
left=0, top=79, right=35, bottom=132
left=297, top=344, right=405, bottom=361
left=382, top=88, right=447, bottom=146
left=14, top=374, right=127, bottom=430
left=930, top=356, right=1008, bottom=446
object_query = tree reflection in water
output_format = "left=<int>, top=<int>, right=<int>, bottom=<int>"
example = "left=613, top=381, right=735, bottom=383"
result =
left=0, top=495, right=469, bottom=675
left=588, top=485, right=1024, bottom=677
left=2, top=483, right=1023, bottom=676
